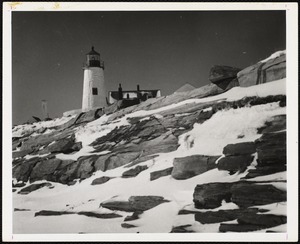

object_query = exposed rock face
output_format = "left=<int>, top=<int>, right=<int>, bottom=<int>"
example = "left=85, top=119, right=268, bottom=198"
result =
left=124, top=211, right=143, bottom=221
left=209, top=65, right=241, bottom=84
left=170, top=225, right=194, bottom=233
left=150, top=167, right=173, bottom=181
left=29, top=158, right=62, bottom=182
left=121, top=223, right=137, bottom=228
left=122, top=165, right=148, bottom=178
left=34, top=210, right=121, bottom=219
left=194, top=208, right=262, bottom=224
left=193, top=181, right=286, bottom=209
left=13, top=157, right=41, bottom=183
left=255, top=131, right=286, bottom=166
left=77, top=211, right=122, bottom=219
left=75, top=155, right=98, bottom=180
left=100, top=196, right=169, bottom=212
left=18, top=182, right=52, bottom=194
left=91, top=176, right=111, bottom=185
left=13, top=149, right=34, bottom=159
left=217, top=155, right=254, bottom=174
left=209, top=65, right=241, bottom=90
left=231, top=183, right=286, bottom=208
left=74, top=108, right=103, bottom=125
left=34, top=210, right=73, bottom=217
left=219, top=213, right=287, bottom=232
left=237, top=53, right=286, bottom=87
left=19, top=128, right=75, bottom=152
left=244, top=165, right=286, bottom=179
left=193, top=182, right=233, bottom=209
left=257, top=115, right=286, bottom=134
left=223, top=142, right=256, bottom=156
left=172, top=155, right=220, bottom=180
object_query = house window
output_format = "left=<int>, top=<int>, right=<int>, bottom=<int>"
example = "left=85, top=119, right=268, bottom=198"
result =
left=92, top=88, right=98, bottom=95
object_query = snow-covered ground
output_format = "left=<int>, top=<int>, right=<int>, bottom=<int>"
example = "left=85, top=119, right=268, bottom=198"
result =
left=13, top=79, right=287, bottom=234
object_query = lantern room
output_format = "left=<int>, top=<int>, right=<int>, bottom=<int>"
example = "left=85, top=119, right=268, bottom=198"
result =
left=85, top=46, right=104, bottom=69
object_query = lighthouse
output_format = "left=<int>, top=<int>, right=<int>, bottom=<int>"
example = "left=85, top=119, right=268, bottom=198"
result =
left=82, top=46, right=106, bottom=111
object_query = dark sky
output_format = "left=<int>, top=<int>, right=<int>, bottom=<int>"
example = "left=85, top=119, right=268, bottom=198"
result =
left=12, top=11, right=286, bottom=125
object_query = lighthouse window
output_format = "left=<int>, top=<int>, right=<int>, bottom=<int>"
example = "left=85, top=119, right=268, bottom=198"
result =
left=92, top=88, right=98, bottom=95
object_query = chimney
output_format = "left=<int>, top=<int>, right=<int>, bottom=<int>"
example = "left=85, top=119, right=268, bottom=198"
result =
left=118, top=83, right=123, bottom=100
left=137, top=84, right=140, bottom=91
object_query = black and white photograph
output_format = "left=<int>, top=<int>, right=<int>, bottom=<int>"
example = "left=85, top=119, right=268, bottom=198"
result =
left=2, top=2, right=298, bottom=242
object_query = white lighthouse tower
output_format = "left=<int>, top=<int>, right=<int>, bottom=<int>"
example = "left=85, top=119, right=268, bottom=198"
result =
left=82, top=46, right=106, bottom=111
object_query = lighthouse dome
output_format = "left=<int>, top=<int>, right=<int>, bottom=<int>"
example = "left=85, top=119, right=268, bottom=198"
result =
left=86, top=46, right=100, bottom=56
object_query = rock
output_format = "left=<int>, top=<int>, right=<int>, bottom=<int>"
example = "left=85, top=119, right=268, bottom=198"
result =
left=13, top=149, right=34, bottom=159
left=194, top=208, right=260, bottom=224
left=101, top=195, right=169, bottom=212
left=128, top=196, right=169, bottom=211
left=223, top=142, right=256, bottom=156
left=92, top=118, right=167, bottom=148
left=122, top=165, right=148, bottom=178
left=255, top=131, right=286, bottom=166
left=219, top=223, right=265, bottom=232
left=121, top=223, right=137, bottom=228
left=13, top=157, right=41, bottom=182
left=94, top=152, right=141, bottom=172
left=256, top=147, right=286, bottom=166
left=74, top=155, right=97, bottom=180
left=219, top=213, right=287, bottom=232
left=26, top=116, right=41, bottom=124
left=12, top=140, right=21, bottom=150
left=18, top=182, right=52, bottom=194
left=244, top=165, right=286, bottom=179
left=36, top=127, right=47, bottom=134
left=125, top=155, right=158, bottom=168
left=35, top=210, right=73, bottom=217
left=55, top=160, right=80, bottom=184
left=77, top=211, right=122, bottom=219
left=209, top=65, right=241, bottom=84
left=150, top=167, right=173, bottom=181
left=112, top=131, right=179, bottom=159
left=39, top=135, right=82, bottom=154
left=29, top=158, right=62, bottom=182
left=14, top=208, right=30, bottom=211
left=93, top=154, right=112, bottom=172
left=193, top=182, right=233, bottom=209
left=106, top=152, right=141, bottom=171
left=237, top=213, right=287, bottom=227
left=12, top=182, right=26, bottom=188
left=74, top=108, right=103, bottom=125
left=172, top=155, right=220, bottom=180
left=20, top=127, right=75, bottom=152
left=100, top=201, right=132, bottom=212
left=12, top=157, right=25, bottom=167
left=91, top=176, right=111, bottom=185
left=124, top=211, right=143, bottom=221
left=217, top=155, right=254, bottom=174
left=231, top=183, right=286, bottom=208
left=170, top=225, right=194, bottom=233
left=237, top=53, right=286, bottom=87
left=257, top=115, right=286, bottom=134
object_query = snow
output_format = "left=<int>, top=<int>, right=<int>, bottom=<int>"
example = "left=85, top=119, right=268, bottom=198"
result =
left=12, top=78, right=287, bottom=234
left=177, top=102, right=285, bottom=156
left=12, top=115, right=76, bottom=138
left=259, top=50, right=286, bottom=63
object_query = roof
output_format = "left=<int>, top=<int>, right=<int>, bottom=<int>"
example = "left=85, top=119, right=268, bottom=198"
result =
left=174, top=83, right=196, bottom=93
left=86, top=46, right=100, bottom=56
left=109, top=90, right=160, bottom=100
